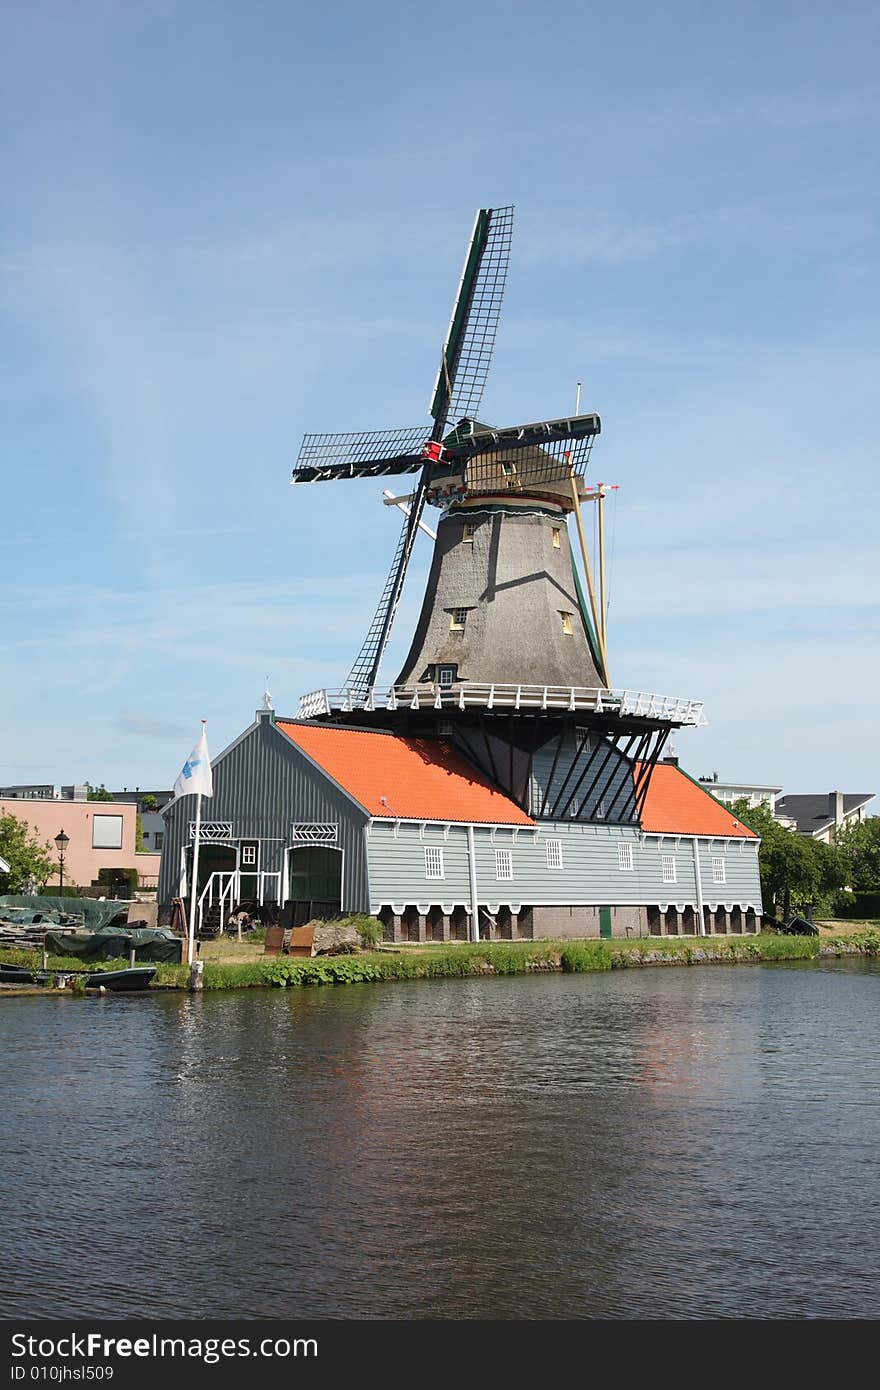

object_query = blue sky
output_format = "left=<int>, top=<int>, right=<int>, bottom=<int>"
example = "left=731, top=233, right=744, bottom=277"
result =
left=1, top=0, right=877, bottom=796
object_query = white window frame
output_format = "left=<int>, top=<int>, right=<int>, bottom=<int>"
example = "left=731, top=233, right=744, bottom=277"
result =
left=449, top=608, right=468, bottom=631
left=661, top=853, right=677, bottom=884
left=438, top=666, right=456, bottom=689
left=240, top=844, right=257, bottom=867
left=618, top=841, right=634, bottom=872
left=546, top=838, right=563, bottom=871
left=424, top=846, right=445, bottom=880
left=595, top=798, right=606, bottom=819
left=712, top=856, right=726, bottom=884
left=495, top=848, right=513, bottom=881
left=92, top=814, right=123, bottom=850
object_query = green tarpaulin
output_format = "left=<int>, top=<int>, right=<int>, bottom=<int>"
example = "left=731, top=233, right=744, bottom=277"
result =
left=0, top=895, right=129, bottom=929
left=43, top=926, right=183, bottom=964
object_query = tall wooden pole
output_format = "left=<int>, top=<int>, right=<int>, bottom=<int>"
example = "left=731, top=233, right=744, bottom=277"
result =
left=569, top=475, right=609, bottom=684
left=597, top=482, right=607, bottom=656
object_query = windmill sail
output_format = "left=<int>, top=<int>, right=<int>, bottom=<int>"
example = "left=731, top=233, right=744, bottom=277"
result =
left=292, top=425, right=427, bottom=483
left=344, top=478, right=430, bottom=698
left=430, top=205, right=514, bottom=435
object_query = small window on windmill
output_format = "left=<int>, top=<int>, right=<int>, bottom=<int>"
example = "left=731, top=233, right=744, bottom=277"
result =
left=438, top=666, right=456, bottom=689
left=552, top=526, right=561, bottom=549
left=449, top=608, right=469, bottom=631
left=595, top=798, right=606, bottom=819
left=560, top=612, right=574, bottom=636
left=462, top=522, right=475, bottom=543
left=501, top=460, right=520, bottom=489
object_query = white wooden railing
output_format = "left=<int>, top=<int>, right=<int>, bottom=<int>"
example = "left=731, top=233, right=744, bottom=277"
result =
left=196, top=870, right=282, bottom=933
left=297, top=683, right=705, bottom=726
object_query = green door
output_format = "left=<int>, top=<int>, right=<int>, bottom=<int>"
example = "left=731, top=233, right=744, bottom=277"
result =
left=599, top=906, right=612, bottom=939
left=288, top=846, right=342, bottom=905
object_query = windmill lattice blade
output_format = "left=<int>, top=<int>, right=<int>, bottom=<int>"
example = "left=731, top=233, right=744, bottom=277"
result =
left=292, top=426, right=427, bottom=483
left=344, top=474, right=430, bottom=698
left=431, top=205, right=514, bottom=432
left=444, top=413, right=601, bottom=459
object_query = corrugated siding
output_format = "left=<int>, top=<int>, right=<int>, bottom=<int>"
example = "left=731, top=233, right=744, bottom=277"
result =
left=158, top=715, right=370, bottom=910
left=529, top=730, right=637, bottom=821
left=365, top=820, right=763, bottom=910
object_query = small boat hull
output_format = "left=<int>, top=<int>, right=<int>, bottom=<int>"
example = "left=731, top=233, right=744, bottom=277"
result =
left=0, top=964, right=36, bottom=983
left=86, top=966, right=157, bottom=991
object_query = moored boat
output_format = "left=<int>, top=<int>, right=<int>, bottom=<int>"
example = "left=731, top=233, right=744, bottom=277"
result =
left=85, top=966, right=157, bottom=991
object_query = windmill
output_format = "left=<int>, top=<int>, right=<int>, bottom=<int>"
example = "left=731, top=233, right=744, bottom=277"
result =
left=292, top=205, right=609, bottom=699
left=291, top=206, right=704, bottom=822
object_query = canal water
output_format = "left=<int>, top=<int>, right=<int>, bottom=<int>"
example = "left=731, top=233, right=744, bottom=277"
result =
left=2, top=960, right=879, bottom=1320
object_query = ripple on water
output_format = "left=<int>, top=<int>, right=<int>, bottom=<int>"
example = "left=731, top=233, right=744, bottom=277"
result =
left=1, top=961, right=879, bottom=1318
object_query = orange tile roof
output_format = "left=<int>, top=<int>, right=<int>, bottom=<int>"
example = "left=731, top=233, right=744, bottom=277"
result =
left=638, top=763, right=757, bottom=838
left=276, top=721, right=534, bottom=825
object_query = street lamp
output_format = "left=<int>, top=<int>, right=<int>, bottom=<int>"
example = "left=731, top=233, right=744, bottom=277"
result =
left=54, top=829, right=70, bottom=893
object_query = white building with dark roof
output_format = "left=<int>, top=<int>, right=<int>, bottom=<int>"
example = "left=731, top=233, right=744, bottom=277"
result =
left=774, top=791, right=874, bottom=844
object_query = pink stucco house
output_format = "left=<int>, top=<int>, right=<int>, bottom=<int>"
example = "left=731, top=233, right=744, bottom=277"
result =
left=0, top=798, right=160, bottom=889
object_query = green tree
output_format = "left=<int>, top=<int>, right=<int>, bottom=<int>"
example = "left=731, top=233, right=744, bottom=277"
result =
left=726, top=800, right=845, bottom=918
left=140, top=794, right=159, bottom=813
left=86, top=783, right=115, bottom=801
left=135, top=812, right=146, bottom=852
left=835, top=818, right=880, bottom=891
left=0, top=813, right=54, bottom=892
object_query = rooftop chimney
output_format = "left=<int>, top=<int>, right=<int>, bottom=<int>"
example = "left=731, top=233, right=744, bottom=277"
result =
left=829, top=791, right=845, bottom=825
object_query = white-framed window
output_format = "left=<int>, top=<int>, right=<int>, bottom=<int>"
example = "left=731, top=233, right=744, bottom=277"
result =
left=661, top=853, right=677, bottom=884
left=462, top=523, right=475, bottom=542
left=438, top=666, right=456, bottom=689
left=560, top=611, right=574, bottom=635
left=618, top=841, right=634, bottom=871
left=546, top=838, right=563, bottom=870
left=552, top=526, right=561, bottom=549
left=424, top=846, right=445, bottom=879
left=241, top=844, right=257, bottom=867
left=449, top=608, right=469, bottom=631
left=712, top=856, right=726, bottom=884
left=569, top=798, right=579, bottom=818
left=92, top=814, right=123, bottom=850
left=595, top=798, right=606, bottom=819
left=495, top=848, right=513, bottom=880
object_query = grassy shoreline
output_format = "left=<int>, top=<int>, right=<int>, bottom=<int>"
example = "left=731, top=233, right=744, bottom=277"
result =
left=2, top=930, right=878, bottom=993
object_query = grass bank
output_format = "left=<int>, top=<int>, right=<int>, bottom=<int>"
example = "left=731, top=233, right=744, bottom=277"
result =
left=3, top=930, right=879, bottom=993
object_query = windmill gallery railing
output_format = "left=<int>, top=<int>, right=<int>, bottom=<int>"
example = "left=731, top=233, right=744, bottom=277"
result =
left=296, top=684, right=706, bottom=727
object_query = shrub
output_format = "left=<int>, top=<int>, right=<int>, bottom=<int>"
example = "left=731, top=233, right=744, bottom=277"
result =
left=332, top=913, right=385, bottom=948
left=96, top=867, right=138, bottom=895
left=560, top=943, right=612, bottom=972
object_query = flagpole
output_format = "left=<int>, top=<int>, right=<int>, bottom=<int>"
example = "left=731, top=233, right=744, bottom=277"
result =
left=188, top=790, right=202, bottom=966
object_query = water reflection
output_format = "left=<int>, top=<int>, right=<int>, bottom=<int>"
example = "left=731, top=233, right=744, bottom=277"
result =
left=1, top=962, right=878, bottom=1318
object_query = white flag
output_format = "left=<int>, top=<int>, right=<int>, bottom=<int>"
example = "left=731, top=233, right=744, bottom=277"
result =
left=172, top=726, right=213, bottom=802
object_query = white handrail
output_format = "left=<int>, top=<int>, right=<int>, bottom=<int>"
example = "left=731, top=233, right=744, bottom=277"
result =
left=296, top=683, right=706, bottom=726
